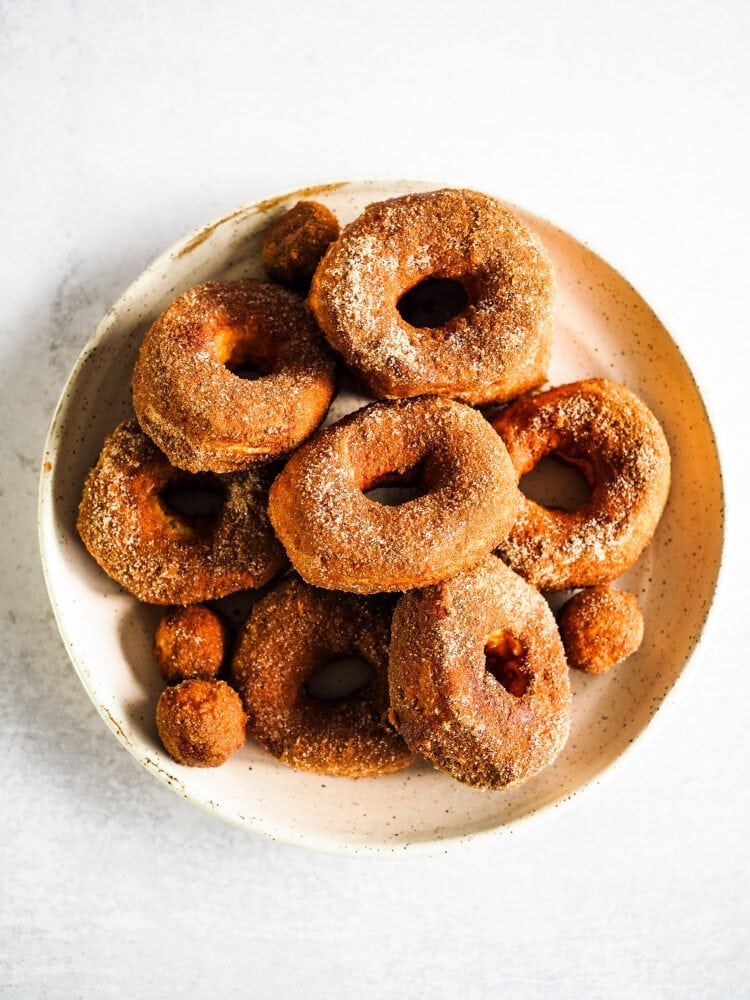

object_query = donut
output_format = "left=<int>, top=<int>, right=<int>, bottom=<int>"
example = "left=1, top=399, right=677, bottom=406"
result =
left=77, top=420, right=286, bottom=605
left=389, top=555, right=571, bottom=790
left=558, top=585, right=644, bottom=674
left=267, top=396, right=521, bottom=594
left=262, top=200, right=340, bottom=288
left=156, top=679, right=247, bottom=767
left=153, top=604, right=231, bottom=683
left=230, top=575, right=414, bottom=777
left=132, top=280, right=336, bottom=473
left=493, top=379, right=671, bottom=590
left=308, top=188, right=554, bottom=405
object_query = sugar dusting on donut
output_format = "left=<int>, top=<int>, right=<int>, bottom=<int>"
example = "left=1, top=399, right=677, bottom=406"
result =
left=268, top=396, right=521, bottom=593
left=77, top=420, right=286, bottom=604
left=494, top=379, right=670, bottom=590
left=309, top=189, right=555, bottom=404
left=133, top=280, right=336, bottom=473
left=389, top=555, right=571, bottom=790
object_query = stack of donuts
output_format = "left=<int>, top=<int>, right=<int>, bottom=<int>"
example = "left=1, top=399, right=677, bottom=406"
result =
left=77, top=188, right=671, bottom=791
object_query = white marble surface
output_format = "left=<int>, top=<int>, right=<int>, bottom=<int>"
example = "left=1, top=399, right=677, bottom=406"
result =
left=2, top=2, right=748, bottom=997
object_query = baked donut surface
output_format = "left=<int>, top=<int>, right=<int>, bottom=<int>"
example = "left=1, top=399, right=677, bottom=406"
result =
left=494, top=379, right=671, bottom=590
left=268, top=396, right=521, bottom=594
left=153, top=604, right=231, bottom=683
left=77, top=420, right=286, bottom=604
left=308, top=188, right=555, bottom=405
left=230, top=575, right=414, bottom=777
left=389, top=555, right=571, bottom=790
left=156, top=679, right=247, bottom=767
left=132, top=280, right=336, bottom=473
left=558, top=585, right=644, bottom=673
left=262, top=200, right=340, bottom=289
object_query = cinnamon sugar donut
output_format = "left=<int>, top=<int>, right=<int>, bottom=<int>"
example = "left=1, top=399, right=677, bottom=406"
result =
left=493, top=379, right=671, bottom=590
left=132, top=280, right=336, bottom=473
left=230, top=576, right=414, bottom=777
left=389, top=556, right=571, bottom=790
left=156, top=679, right=247, bottom=767
left=77, top=420, right=286, bottom=604
left=308, top=188, right=554, bottom=405
left=268, top=396, right=521, bottom=594
left=558, top=585, right=644, bottom=674
left=262, top=200, right=340, bottom=289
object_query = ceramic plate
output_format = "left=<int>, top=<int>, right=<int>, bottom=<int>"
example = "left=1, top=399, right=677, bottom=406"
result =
left=39, top=180, right=724, bottom=856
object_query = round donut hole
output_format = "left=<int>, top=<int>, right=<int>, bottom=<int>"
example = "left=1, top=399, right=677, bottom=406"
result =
left=229, top=364, right=264, bottom=382
left=214, top=327, right=271, bottom=382
left=160, top=477, right=226, bottom=520
left=363, top=463, right=429, bottom=507
left=519, top=454, right=592, bottom=512
left=397, top=277, right=469, bottom=329
left=484, top=631, right=530, bottom=697
left=304, top=657, right=376, bottom=701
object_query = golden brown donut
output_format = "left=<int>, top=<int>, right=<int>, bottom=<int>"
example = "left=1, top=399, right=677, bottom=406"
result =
left=153, top=604, right=231, bottom=683
left=77, top=420, right=286, bottom=605
left=230, top=575, right=414, bottom=777
left=268, top=396, right=521, bottom=594
left=132, top=280, right=336, bottom=473
left=156, top=679, right=247, bottom=767
left=308, top=188, right=554, bottom=405
left=558, top=585, right=644, bottom=673
left=262, top=200, right=340, bottom=288
left=493, top=379, right=671, bottom=590
left=389, top=556, right=571, bottom=790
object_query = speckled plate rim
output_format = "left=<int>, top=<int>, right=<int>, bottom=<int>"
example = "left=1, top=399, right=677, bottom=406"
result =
left=38, top=178, right=726, bottom=858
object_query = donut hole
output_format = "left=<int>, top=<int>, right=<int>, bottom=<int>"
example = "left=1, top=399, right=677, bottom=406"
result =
left=305, top=657, right=376, bottom=701
left=520, top=454, right=592, bottom=512
left=397, top=277, right=469, bottom=329
left=160, top=476, right=226, bottom=521
left=484, top=630, right=530, bottom=697
left=363, top=463, right=429, bottom=507
left=214, top=326, right=273, bottom=381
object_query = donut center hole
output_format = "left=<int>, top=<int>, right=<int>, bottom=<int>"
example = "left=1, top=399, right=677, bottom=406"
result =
left=397, top=277, right=469, bottom=328
left=214, top=327, right=271, bottom=380
left=305, top=657, right=376, bottom=701
left=363, top=464, right=429, bottom=506
left=484, top=630, right=530, bottom=697
left=160, top=479, right=225, bottom=519
left=520, top=454, right=592, bottom=512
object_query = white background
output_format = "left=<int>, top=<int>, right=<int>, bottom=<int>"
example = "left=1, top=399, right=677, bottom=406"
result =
left=2, top=2, right=748, bottom=997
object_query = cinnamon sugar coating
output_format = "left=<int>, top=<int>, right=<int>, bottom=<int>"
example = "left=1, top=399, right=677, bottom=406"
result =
left=268, top=396, right=521, bottom=594
left=493, top=379, right=671, bottom=590
left=308, top=188, right=554, bottom=405
left=230, top=576, right=414, bottom=777
left=558, top=585, right=644, bottom=674
left=262, top=200, right=340, bottom=289
left=132, top=280, right=336, bottom=473
left=77, top=420, right=286, bottom=604
left=156, top=679, right=246, bottom=767
left=154, top=604, right=231, bottom=683
left=389, top=556, right=571, bottom=790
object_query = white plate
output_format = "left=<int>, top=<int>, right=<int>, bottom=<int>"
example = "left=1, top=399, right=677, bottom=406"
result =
left=38, top=180, right=724, bottom=856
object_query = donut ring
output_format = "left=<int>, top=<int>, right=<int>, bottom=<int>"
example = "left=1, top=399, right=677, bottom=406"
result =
left=132, top=280, right=336, bottom=473
left=389, top=556, right=571, bottom=790
left=308, top=188, right=555, bottom=405
left=77, top=420, right=286, bottom=604
left=493, top=379, right=671, bottom=590
left=230, top=576, right=415, bottom=777
left=268, top=396, right=521, bottom=594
